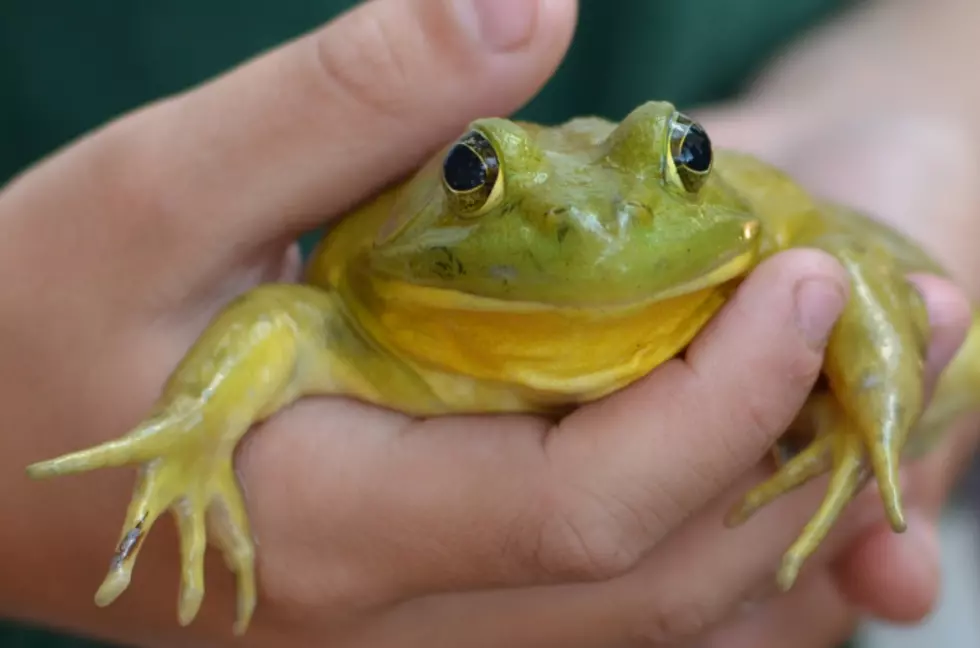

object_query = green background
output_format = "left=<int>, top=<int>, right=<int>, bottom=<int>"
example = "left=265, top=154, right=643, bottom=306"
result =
left=0, top=0, right=853, bottom=645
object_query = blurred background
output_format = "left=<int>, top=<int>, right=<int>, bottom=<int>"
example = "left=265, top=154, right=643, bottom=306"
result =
left=2, top=1, right=978, bottom=646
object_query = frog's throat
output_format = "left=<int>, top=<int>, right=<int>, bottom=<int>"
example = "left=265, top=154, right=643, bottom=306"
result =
left=342, top=266, right=736, bottom=403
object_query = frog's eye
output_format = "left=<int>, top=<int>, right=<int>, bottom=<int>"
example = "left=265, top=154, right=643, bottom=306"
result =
left=663, top=112, right=713, bottom=193
left=441, top=129, right=503, bottom=216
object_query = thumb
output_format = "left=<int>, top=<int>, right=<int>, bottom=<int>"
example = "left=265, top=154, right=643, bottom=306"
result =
left=147, top=0, right=578, bottom=241
left=3, top=0, right=576, bottom=280
left=536, top=249, right=848, bottom=579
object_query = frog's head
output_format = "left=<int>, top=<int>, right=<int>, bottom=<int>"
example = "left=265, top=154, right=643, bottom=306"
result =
left=369, top=101, right=760, bottom=307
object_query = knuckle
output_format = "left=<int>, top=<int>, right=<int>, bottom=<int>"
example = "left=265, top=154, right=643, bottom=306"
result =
left=86, top=113, right=192, bottom=245
left=234, top=543, right=256, bottom=565
left=742, top=349, right=823, bottom=439
left=786, top=344, right=825, bottom=391
left=529, top=489, right=647, bottom=581
left=631, top=599, right=717, bottom=645
left=741, top=394, right=790, bottom=445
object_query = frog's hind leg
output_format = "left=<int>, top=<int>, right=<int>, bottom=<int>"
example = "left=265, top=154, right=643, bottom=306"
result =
left=728, top=239, right=931, bottom=591
left=26, top=284, right=377, bottom=635
left=819, top=243, right=932, bottom=535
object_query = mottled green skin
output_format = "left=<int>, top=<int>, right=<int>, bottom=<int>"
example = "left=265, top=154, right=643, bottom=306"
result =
left=26, top=101, right=980, bottom=635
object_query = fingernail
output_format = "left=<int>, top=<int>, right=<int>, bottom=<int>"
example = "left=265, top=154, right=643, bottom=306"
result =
left=739, top=577, right=778, bottom=614
left=794, top=278, right=846, bottom=349
left=460, top=0, right=539, bottom=51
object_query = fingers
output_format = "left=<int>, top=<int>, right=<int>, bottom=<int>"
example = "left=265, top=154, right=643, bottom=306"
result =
left=833, top=511, right=941, bottom=624
left=907, top=273, right=972, bottom=398
left=545, top=464, right=891, bottom=646
left=332, top=465, right=881, bottom=648
left=696, top=569, right=857, bottom=648
left=244, top=248, right=850, bottom=609
left=909, top=414, right=980, bottom=515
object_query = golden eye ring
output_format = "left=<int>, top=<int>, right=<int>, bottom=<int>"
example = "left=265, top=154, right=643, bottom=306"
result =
left=441, top=130, right=503, bottom=215
left=663, top=112, right=713, bottom=194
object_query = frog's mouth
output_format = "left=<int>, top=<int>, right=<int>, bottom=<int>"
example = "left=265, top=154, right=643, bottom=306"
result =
left=366, top=215, right=762, bottom=313
left=643, top=218, right=761, bottom=303
left=367, top=230, right=760, bottom=317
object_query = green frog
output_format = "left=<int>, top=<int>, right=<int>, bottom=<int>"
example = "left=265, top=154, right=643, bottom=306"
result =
left=27, top=101, right=980, bottom=635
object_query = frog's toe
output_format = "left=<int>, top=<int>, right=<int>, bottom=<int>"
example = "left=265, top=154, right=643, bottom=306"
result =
left=174, top=489, right=207, bottom=626
left=725, top=434, right=833, bottom=527
left=26, top=419, right=166, bottom=478
left=207, top=467, right=257, bottom=635
left=169, top=463, right=255, bottom=633
left=777, top=429, right=868, bottom=590
left=867, top=422, right=907, bottom=533
left=28, top=412, right=257, bottom=633
left=94, top=459, right=180, bottom=609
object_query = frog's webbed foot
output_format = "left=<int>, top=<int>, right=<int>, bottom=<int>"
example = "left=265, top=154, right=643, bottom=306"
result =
left=728, top=241, right=932, bottom=591
left=726, top=396, right=871, bottom=589
left=22, top=285, right=348, bottom=634
left=28, top=407, right=259, bottom=634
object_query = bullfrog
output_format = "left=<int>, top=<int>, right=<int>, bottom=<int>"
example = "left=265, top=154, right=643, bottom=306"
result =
left=26, top=101, right=980, bottom=635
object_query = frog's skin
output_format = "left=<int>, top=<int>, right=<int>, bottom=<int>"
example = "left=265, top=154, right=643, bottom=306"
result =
left=27, top=101, right=980, bottom=634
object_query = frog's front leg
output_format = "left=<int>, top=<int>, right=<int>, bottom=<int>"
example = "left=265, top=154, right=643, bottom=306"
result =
left=728, top=240, right=930, bottom=589
left=26, top=283, right=427, bottom=634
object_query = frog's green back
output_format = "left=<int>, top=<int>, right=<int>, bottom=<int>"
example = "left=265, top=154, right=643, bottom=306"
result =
left=0, top=0, right=856, bottom=646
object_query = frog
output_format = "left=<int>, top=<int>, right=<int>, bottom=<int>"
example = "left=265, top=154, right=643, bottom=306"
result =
left=27, top=101, right=980, bottom=635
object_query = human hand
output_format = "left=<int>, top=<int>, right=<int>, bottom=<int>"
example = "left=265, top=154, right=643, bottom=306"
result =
left=0, top=23, right=868, bottom=642
left=0, top=2, right=853, bottom=639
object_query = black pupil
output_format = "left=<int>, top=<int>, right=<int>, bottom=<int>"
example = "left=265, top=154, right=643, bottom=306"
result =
left=443, top=143, right=487, bottom=192
left=677, top=124, right=712, bottom=173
